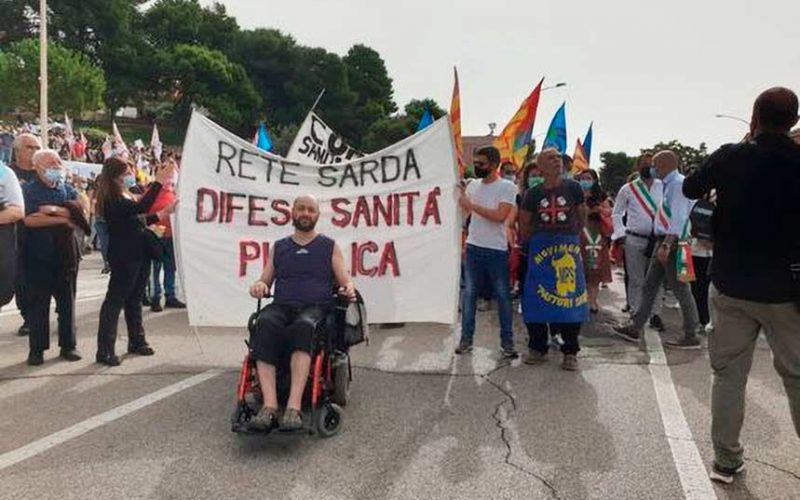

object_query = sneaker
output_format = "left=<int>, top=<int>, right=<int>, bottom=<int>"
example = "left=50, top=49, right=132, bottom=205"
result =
left=612, top=324, right=641, bottom=343
left=561, top=354, right=578, bottom=371
left=151, top=300, right=163, bottom=313
left=26, top=350, right=44, bottom=366
left=128, top=341, right=155, bottom=356
left=705, top=322, right=715, bottom=334
left=17, top=324, right=30, bottom=337
left=649, top=314, right=665, bottom=332
left=664, top=337, right=702, bottom=350
left=523, top=350, right=547, bottom=365
left=621, top=304, right=631, bottom=313
left=709, top=462, right=745, bottom=484
left=454, top=341, right=473, bottom=355
left=165, top=298, right=186, bottom=309
left=101, top=265, right=111, bottom=275
left=59, top=349, right=82, bottom=362
left=501, top=345, right=519, bottom=360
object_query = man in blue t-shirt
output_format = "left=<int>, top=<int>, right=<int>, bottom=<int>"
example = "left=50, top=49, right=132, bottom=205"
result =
left=21, top=149, right=83, bottom=366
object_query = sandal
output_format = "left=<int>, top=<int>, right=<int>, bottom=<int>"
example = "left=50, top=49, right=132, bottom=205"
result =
left=279, top=408, right=303, bottom=431
left=248, top=406, right=278, bottom=431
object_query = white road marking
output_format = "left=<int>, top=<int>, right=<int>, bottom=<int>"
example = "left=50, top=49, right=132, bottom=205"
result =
left=644, top=328, right=717, bottom=499
left=0, top=369, right=221, bottom=472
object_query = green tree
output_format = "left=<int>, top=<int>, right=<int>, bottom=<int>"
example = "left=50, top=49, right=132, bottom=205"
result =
left=642, top=140, right=708, bottom=170
left=599, top=151, right=635, bottom=196
left=0, top=38, right=106, bottom=115
left=0, top=0, right=35, bottom=46
left=341, top=44, right=396, bottom=142
left=158, top=44, right=260, bottom=132
left=360, top=98, right=445, bottom=152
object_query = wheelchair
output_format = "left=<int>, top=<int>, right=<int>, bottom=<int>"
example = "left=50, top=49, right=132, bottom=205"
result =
left=230, top=291, right=365, bottom=437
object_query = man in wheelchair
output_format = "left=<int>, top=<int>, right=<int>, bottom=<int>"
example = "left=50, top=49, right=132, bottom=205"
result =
left=248, top=194, right=355, bottom=431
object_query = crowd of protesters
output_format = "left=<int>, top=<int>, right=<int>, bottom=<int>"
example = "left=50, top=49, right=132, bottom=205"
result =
left=0, top=120, right=184, bottom=367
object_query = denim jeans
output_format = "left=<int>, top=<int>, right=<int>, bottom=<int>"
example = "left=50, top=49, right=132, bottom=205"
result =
left=94, top=219, right=110, bottom=264
left=461, top=244, right=514, bottom=348
left=152, top=238, right=176, bottom=300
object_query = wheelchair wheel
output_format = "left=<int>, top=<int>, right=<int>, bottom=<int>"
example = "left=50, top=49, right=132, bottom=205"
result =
left=332, top=358, right=350, bottom=406
left=314, top=403, right=343, bottom=438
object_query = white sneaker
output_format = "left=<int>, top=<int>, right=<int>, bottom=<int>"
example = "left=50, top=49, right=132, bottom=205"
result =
left=517, top=303, right=522, bottom=315
left=705, top=323, right=714, bottom=334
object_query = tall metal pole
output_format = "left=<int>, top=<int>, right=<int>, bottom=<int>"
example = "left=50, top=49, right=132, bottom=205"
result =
left=39, top=0, right=48, bottom=146
left=310, top=88, right=326, bottom=113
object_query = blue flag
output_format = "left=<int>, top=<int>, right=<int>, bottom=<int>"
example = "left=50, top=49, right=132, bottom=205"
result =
left=256, top=122, right=273, bottom=152
left=542, top=103, right=567, bottom=154
left=416, top=109, right=434, bottom=132
left=583, top=122, right=593, bottom=163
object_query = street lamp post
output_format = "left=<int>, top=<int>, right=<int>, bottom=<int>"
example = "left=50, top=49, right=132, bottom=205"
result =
left=715, top=114, right=749, bottom=126
left=39, top=0, right=48, bottom=145
left=543, top=82, right=567, bottom=92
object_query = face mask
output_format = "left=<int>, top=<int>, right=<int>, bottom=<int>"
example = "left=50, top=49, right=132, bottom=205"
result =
left=502, top=173, right=515, bottom=181
left=44, top=169, right=65, bottom=185
left=474, top=168, right=490, bottom=179
left=527, top=176, right=544, bottom=189
left=122, top=174, right=136, bottom=189
left=649, top=167, right=657, bottom=179
left=579, top=179, right=595, bottom=191
left=639, top=166, right=652, bottom=180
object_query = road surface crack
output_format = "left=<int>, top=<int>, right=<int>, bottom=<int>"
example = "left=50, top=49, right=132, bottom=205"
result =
left=486, top=369, right=563, bottom=500
left=746, top=457, right=800, bottom=482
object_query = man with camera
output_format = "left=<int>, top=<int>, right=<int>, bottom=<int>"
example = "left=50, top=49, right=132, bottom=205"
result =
left=682, top=87, right=800, bottom=484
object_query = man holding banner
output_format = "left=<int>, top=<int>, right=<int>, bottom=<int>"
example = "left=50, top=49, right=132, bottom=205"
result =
left=455, top=146, right=518, bottom=359
left=519, top=148, right=589, bottom=371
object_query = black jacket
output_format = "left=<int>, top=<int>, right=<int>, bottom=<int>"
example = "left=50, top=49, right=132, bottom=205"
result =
left=683, top=133, right=800, bottom=303
left=104, top=182, right=163, bottom=261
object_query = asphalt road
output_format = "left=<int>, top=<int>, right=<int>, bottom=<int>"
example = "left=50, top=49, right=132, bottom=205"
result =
left=0, top=254, right=797, bottom=500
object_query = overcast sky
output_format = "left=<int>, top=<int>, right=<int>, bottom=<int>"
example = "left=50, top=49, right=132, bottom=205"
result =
left=203, top=0, right=799, bottom=164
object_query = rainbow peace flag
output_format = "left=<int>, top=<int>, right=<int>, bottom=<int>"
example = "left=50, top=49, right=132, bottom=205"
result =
left=571, top=139, right=589, bottom=174
left=493, top=78, right=544, bottom=169
left=449, top=67, right=465, bottom=177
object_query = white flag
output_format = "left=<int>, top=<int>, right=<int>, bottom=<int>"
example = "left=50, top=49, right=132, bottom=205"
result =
left=64, top=113, right=75, bottom=148
left=151, top=123, right=163, bottom=161
left=101, top=136, right=113, bottom=160
left=112, top=122, right=130, bottom=159
left=286, top=111, right=363, bottom=164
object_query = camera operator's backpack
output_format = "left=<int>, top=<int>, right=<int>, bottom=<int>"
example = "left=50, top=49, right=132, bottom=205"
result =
left=689, top=198, right=715, bottom=241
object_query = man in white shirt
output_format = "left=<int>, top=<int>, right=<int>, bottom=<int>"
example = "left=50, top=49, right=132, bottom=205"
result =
left=456, top=146, right=518, bottom=358
left=1, top=162, right=25, bottom=306
left=614, top=151, right=701, bottom=349
left=611, top=153, right=665, bottom=327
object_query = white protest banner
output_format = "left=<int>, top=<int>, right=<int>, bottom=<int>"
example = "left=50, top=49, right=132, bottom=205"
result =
left=175, top=112, right=460, bottom=327
left=66, top=161, right=102, bottom=180
left=286, top=111, right=364, bottom=164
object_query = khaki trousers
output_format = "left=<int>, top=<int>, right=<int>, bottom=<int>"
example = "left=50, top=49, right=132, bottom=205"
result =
left=709, top=285, right=800, bottom=467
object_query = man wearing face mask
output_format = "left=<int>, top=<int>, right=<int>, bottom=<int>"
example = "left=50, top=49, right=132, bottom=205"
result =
left=21, top=150, right=83, bottom=365
left=614, top=150, right=700, bottom=349
left=456, top=147, right=519, bottom=358
left=248, top=195, right=356, bottom=431
left=611, top=153, right=665, bottom=325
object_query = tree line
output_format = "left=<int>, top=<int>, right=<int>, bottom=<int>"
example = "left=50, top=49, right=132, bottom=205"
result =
left=0, top=0, right=445, bottom=152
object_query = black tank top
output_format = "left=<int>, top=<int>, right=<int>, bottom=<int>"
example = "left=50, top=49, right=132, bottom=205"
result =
left=273, top=234, right=335, bottom=306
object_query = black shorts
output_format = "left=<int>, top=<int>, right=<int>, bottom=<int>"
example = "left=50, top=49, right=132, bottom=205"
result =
left=251, top=303, right=329, bottom=366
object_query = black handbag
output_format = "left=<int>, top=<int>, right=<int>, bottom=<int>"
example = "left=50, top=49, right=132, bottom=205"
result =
left=142, top=228, right=165, bottom=260
left=340, top=291, right=368, bottom=347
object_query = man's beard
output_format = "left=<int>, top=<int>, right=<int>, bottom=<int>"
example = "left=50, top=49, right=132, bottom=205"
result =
left=292, top=216, right=317, bottom=232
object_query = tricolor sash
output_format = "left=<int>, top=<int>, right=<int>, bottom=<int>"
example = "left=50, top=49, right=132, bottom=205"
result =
left=522, top=232, right=589, bottom=324
left=582, top=227, right=602, bottom=270
left=660, top=201, right=696, bottom=283
left=629, top=178, right=669, bottom=229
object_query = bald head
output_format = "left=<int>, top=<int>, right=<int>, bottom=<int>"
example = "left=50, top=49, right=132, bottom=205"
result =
left=752, top=87, right=799, bottom=134
left=653, top=150, right=679, bottom=178
left=12, top=133, right=41, bottom=169
left=292, top=194, right=321, bottom=233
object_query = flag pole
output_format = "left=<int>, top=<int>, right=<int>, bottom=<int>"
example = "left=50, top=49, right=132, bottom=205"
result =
left=310, top=88, right=326, bottom=113
left=39, top=0, right=48, bottom=146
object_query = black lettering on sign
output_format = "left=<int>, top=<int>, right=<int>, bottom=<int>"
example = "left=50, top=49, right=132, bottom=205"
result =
left=238, top=149, right=257, bottom=181
left=318, top=166, right=338, bottom=187
left=310, top=115, right=328, bottom=145
left=280, top=161, right=300, bottom=186
left=216, top=141, right=237, bottom=175
left=298, top=136, right=313, bottom=155
left=404, top=149, right=421, bottom=181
